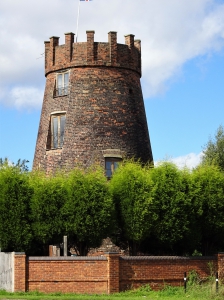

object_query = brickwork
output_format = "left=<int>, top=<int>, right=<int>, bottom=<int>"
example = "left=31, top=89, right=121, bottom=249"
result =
left=217, top=253, right=224, bottom=279
left=119, top=256, right=217, bottom=291
left=14, top=253, right=26, bottom=292
left=27, top=257, right=108, bottom=294
left=44, top=31, right=142, bottom=76
left=11, top=253, right=224, bottom=294
left=33, top=31, right=153, bottom=174
left=106, top=253, right=120, bottom=293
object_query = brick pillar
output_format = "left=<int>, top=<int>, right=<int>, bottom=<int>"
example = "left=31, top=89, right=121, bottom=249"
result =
left=106, top=252, right=120, bottom=294
left=49, top=245, right=53, bottom=256
left=65, top=32, right=75, bottom=62
left=49, top=36, right=60, bottom=66
left=14, top=252, right=26, bottom=292
left=44, top=41, right=50, bottom=71
left=108, top=31, right=117, bottom=65
left=134, top=39, right=141, bottom=74
left=86, top=30, right=95, bottom=63
left=124, top=34, right=135, bottom=48
left=125, top=34, right=135, bottom=70
left=217, top=252, right=224, bottom=280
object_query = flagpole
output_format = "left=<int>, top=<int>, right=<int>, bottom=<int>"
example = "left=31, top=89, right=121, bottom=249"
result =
left=76, top=0, right=81, bottom=42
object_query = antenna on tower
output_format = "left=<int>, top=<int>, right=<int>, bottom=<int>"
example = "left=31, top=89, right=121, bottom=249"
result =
left=75, top=0, right=81, bottom=42
left=75, top=0, right=93, bottom=42
left=36, top=52, right=45, bottom=59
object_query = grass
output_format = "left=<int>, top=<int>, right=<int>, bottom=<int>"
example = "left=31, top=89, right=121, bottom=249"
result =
left=0, top=283, right=224, bottom=300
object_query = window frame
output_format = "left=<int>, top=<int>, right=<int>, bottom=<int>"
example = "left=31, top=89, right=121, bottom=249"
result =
left=50, top=112, right=66, bottom=149
left=105, top=157, right=122, bottom=178
left=55, top=71, right=70, bottom=97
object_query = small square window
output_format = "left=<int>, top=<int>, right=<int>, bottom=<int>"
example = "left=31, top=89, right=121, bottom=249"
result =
left=105, top=158, right=121, bottom=178
left=55, top=72, right=69, bottom=96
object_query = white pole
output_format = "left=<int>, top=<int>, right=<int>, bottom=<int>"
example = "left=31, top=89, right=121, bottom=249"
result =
left=63, top=236, right=67, bottom=257
left=76, top=0, right=81, bottom=42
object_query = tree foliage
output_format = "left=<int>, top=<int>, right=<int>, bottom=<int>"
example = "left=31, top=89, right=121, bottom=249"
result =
left=0, top=162, right=32, bottom=252
left=62, top=167, right=115, bottom=256
left=149, top=162, right=197, bottom=254
left=109, top=161, right=156, bottom=255
left=30, top=172, right=69, bottom=254
left=202, top=125, right=224, bottom=170
left=191, top=165, right=224, bottom=255
left=1, top=157, right=224, bottom=256
left=0, top=158, right=29, bottom=172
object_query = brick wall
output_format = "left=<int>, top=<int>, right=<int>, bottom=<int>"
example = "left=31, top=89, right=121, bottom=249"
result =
left=119, top=256, right=217, bottom=291
left=27, top=257, right=108, bottom=294
left=106, top=253, right=120, bottom=293
left=14, top=253, right=26, bottom=292
left=12, top=253, right=224, bottom=294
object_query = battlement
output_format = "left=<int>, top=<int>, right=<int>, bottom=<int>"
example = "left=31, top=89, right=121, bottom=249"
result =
left=44, top=31, right=142, bottom=76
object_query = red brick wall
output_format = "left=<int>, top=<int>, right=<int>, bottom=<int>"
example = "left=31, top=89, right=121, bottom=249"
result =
left=14, top=253, right=26, bottom=292
left=119, top=256, right=217, bottom=291
left=106, top=253, right=119, bottom=293
left=13, top=253, right=222, bottom=294
left=27, top=257, right=108, bottom=294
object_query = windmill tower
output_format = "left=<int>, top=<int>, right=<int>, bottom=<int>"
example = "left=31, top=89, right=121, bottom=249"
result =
left=33, top=31, right=153, bottom=176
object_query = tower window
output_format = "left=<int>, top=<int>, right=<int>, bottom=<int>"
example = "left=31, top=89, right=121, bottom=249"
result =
left=51, top=114, right=66, bottom=149
left=105, top=158, right=121, bottom=178
left=55, top=72, right=69, bottom=96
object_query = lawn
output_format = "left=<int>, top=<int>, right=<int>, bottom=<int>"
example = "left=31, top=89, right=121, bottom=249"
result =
left=0, top=284, right=223, bottom=300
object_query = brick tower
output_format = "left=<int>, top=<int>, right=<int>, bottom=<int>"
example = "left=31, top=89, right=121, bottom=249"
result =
left=33, top=31, right=153, bottom=175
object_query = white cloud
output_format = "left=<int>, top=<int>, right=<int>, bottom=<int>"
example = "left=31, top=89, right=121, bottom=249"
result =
left=141, top=1, right=224, bottom=96
left=156, top=152, right=204, bottom=169
left=3, top=87, right=43, bottom=110
left=0, top=34, right=43, bottom=83
left=1, top=0, right=224, bottom=108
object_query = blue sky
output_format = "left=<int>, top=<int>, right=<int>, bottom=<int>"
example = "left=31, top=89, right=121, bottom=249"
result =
left=148, top=52, right=224, bottom=167
left=1, top=0, right=224, bottom=170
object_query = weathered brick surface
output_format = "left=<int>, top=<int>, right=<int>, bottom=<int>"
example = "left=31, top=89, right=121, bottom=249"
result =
left=217, top=253, right=224, bottom=279
left=13, top=253, right=223, bottom=294
left=119, top=256, right=217, bottom=291
left=106, top=253, right=120, bottom=293
left=27, top=257, right=108, bottom=294
left=14, top=253, right=26, bottom=292
left=33, top=31, right=153, bottom=174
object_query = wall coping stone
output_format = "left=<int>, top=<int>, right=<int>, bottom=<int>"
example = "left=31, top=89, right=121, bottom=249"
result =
left=120, top=256, right=216, bottom=260
left=28, top=256, right=107, bottom=261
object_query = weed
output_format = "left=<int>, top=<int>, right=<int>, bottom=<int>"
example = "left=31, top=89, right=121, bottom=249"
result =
left=137, top=284, right=152, bottom=293
left=188, top=269, right=201, bottom=286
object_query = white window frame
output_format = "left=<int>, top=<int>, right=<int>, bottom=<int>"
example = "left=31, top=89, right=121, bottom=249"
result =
left=50, top=112, right=66, bottom=149
left=55, top=71, right=69, bottom=96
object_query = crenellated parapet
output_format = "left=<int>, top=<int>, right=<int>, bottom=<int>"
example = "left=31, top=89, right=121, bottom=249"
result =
left=44, top=31, right=142, bottom=76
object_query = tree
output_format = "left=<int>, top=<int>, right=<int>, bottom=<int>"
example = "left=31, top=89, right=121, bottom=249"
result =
left=0, top=158, right=29, bottom=172
left=30, top=172, right=68, bottom=254
left=109, top=161, right=156, bottom=255
left=62, top=167, right=115, bottom=256
left=0, top=162, right=32, bottom=252
left=149, top=162, right=198, bottom=255
left=202, top=125, right=224, bottom=171
left=191, top=165, right=224, bottom=255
